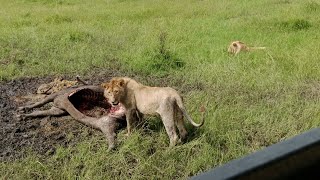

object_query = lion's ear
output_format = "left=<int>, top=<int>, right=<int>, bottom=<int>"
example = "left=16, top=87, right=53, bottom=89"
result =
left=117, top=79, right=125, bottom=87
left=101, top=82, right=109, bottom=88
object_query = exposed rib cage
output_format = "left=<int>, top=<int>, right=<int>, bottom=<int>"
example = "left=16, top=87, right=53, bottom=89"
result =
left=68, top=88, right=111, bottom=118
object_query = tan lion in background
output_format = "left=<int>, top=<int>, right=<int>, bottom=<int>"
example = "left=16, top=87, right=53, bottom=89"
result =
left=228, top=41, right=266, bottom=55
left=102, top=77, right=205, bottom=147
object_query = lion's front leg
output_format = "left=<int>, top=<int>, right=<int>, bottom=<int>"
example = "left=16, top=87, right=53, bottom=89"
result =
left=125, top=108, right=136, bottom=136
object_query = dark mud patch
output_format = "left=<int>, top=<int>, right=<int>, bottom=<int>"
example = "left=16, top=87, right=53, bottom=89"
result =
left=0, top=71, right=125, bottom=161
left=0, top=69, right=206, bottom=161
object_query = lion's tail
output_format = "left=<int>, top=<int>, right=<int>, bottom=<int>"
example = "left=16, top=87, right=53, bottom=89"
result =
left=175, top=96, right=205, bottom=127
left=250, top=47, right=266, bottom=50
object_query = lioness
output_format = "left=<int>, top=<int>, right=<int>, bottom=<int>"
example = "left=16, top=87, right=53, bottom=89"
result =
left=228, top=41, right=266, bottom=55
left=102, top=77, right=205, bottom=147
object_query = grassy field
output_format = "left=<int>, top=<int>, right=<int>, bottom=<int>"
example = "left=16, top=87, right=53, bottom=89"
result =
left=1, top=0, right=320, bottom=179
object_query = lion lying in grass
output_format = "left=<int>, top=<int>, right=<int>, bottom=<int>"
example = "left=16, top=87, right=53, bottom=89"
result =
left=102, top=77, right=206, bottom=147
left=228, top=41, right=266, bottom=55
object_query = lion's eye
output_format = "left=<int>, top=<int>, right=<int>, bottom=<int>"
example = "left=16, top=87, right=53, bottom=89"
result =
left=114, top=90, right=119, bottom=94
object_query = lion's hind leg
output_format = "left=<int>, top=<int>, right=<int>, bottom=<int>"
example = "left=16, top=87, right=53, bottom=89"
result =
left=175, top=108, right=188, bottom=142
left=158, top=100, right=179, bottom=147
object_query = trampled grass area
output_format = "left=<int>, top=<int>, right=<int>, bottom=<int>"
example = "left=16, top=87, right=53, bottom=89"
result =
left=1, top=0, right=320, bottom=179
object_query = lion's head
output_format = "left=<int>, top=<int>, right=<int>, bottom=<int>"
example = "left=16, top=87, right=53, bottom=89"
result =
left=101, top=78, right=126, bottom=106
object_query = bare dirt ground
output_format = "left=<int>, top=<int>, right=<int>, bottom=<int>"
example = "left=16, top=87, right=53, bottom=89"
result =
left=0, top=70, right=124, bottom=161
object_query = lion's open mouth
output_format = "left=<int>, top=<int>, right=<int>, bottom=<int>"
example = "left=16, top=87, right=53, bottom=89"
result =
left=112, top=102, right=119, bottom=106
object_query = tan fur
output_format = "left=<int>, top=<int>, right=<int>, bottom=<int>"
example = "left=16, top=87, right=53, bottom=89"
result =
left=228, top=41, right=266, bottom=55
left=14, top=77, right=87, bottom=104
left=102, top=77, right=205, bottom=147
left=37, top=76, right=87, bottom=95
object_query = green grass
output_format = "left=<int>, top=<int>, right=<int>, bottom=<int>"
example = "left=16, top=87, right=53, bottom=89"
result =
left=1, top=0, right=320, bottom=179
